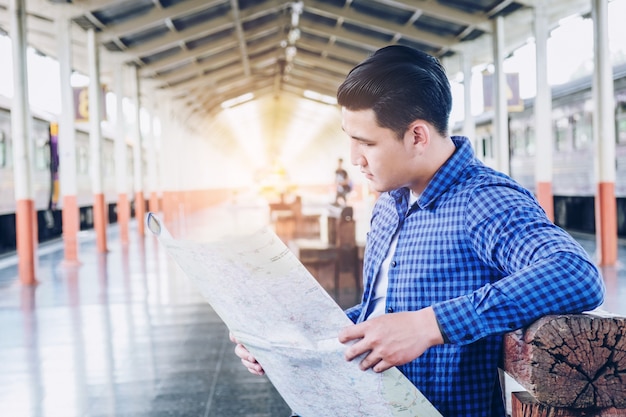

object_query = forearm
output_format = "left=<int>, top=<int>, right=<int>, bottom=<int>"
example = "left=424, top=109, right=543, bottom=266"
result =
left=433, top=251, right=605, bottom=345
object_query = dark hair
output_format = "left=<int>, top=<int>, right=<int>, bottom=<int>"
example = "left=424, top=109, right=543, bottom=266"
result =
left=336, top=45, right=452, bottom=138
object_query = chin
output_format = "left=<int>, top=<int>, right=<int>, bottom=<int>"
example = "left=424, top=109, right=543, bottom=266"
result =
left=371, top=184, right=391, bottom=193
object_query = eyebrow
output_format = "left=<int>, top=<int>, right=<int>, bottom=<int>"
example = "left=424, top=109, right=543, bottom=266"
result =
left=350, top=135, right=375, bottom=144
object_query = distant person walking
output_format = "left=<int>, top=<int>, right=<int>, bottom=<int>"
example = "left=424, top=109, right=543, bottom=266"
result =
left=334, top=158, right=351, bottom=205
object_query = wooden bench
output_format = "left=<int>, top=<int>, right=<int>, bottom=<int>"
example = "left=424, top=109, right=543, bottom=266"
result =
left=289, top=205, right=361, bottom=300
left=270, top=195, right=321, bottom=242
left=503, top=311, right=626, bottom=416
left=288, top=238, right=339, bottom=297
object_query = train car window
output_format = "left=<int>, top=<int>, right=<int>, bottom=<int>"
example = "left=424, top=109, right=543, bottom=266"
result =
left=77, top=146, right=89, bottom=174
left=572, top=113, right=592, bottom=150
left=104, top=154, right=114, bottom=176
left=127, top=153, right=134, bottom=173
left=482, top=135, right=493, bottom=159
left=510, top=127, right=526, bottom=156
left=0, top=130, right=5, bottom=168
left=34, top=138, right=50, bottom=171
left=554, top=117, right=570, bottom=151
left=525, top=126, right=535, bottom=156
left=617, top=101, right=626, bottom=144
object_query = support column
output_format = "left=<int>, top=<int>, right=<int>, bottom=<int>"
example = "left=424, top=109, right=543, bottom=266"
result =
left=57, top=16, right=80, bottom=264
left=131, top=65, right=145, bottom=236
left=534, top=0, right=554, bottom=221
left=461, top=52, right=476, bottom=153
left=492, top=15, right=510, bottom=175
left=592, top=0, right=618, bottom=266
left=10, top=0, right=37, bottom=285
left=88, top=28, right=107, bottom=253
left=114, top=65, right=130, bottom=245
left=146, top=99, right=159, bottom=214
left=158, top=96, right=177, bottom=224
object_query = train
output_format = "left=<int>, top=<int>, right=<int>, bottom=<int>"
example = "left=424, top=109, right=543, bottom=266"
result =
left=454, top=62, right=626, bottom=237
left=0, top=95, right=142, bottom=254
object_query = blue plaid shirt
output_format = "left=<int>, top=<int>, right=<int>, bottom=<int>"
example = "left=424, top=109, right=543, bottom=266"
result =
left=345, top=136, right=605, bottom=417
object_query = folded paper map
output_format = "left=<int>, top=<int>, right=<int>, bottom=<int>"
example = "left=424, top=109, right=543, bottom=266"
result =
left=146, top=212, right=441, bottom=417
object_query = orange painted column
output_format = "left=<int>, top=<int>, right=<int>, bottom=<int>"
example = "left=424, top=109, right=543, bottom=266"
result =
left=16, top=200, right=36, bottom=285
left=592, top=0, right=618, bottom=266
left=93, top=193, right=108, bottom=253
left=536, top=182, right=554, bottom=223
left=62, top=195, right=80, bottom=263
left=113, top=65, right=130, bottom=245
left=533, top=3, right=554, bottom=224
left=131, top=65, right=145, bottom=237
left=136, top=192, right=146, bottom=236
left=597, top=183, right=618, bottom=266
left=87, top=28, right=108, bottom=253
left=118, top=193, right=130, bottom=244
left=10, top=0, right=37, bottom=285
left=56, top=17, right=80, bottom=265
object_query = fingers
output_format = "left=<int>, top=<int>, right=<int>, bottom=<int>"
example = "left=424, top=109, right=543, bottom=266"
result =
left=338, top=324, right=365, bottom=344
left=241, top=356, right=265, bottom=376
left=368, top=359, right=392, bottom=373
left=347, top=341, right=390, bottom=373
left=233, top=341, right=265, bottom=376
left=340, top=323, right=372, bottom=362
left=343, top=336, right=369, bottom=362
left=339, top=311, right=434, bottom=372
left=345, top=342, right=393, bottom=373
left=233, top=341, right=249, bottom=359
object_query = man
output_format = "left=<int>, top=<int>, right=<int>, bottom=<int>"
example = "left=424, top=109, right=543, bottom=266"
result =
left=334, top=158, right=351, bottom=205
left=232, top=45, right=605, bottom=416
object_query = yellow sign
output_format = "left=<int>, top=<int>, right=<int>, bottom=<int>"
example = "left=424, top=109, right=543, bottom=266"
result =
left=73, top=86, right=107, bottom=122
left=482, top=72, right=524, bottom=112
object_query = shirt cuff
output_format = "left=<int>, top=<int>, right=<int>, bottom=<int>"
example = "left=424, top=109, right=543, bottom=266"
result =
left=434, top=313, right=450, bottom=344
left=432, top=296, right=485, bottom=345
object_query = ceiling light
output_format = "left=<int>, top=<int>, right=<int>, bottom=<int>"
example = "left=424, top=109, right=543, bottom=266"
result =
left=221, top=92, right=254, bottom=109
left=303, top=90, right=337, bottom=105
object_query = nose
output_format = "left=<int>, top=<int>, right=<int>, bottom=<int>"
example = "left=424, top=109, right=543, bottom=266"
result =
left=350, top=140, right=365, bottom=167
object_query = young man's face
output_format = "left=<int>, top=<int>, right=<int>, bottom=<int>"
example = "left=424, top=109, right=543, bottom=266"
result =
left=341, top=108, right=424, bottom=193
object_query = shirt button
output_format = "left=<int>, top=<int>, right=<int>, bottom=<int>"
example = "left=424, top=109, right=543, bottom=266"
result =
left=508, top=323, right=516, bottom=329
left=387, top=307, right=393, bottom=313
left=463, top=334, right=472, bottom=341
left=391, top=261, right=397, bottom=267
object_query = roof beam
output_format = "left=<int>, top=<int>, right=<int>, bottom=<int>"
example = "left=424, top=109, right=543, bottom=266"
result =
left=150, top=36, right=281, bottom=87
left=229, top=0, right=250, bottom=77
left=386, top=0, right=492, bottom=31
left=98, top=0, right=226, bottom=44
left=305, top=0, right=462, bottom=51
left=111, top=0, right=286, bottom=58
left=139, top=23, right=282, bottom=76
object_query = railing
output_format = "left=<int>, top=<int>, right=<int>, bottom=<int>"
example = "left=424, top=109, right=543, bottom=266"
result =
left=503, top=311, right=626, bottom=416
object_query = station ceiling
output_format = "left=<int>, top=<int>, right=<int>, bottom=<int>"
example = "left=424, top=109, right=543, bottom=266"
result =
left=0, top=0, right=594, bottom=127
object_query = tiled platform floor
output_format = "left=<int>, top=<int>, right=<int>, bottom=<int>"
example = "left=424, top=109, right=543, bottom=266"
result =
left=0, top=199, right=624, bottom=417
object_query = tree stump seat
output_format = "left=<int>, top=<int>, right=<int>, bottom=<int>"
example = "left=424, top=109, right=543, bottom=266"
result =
left=503, top=311, right=626, bottom=416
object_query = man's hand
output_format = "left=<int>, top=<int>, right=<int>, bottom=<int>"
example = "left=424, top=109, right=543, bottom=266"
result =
left=230, top=332, right=265, bottom=376
left=338, top=307, right=444, bottom=373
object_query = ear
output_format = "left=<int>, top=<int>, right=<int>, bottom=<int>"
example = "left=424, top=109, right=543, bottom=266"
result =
left=408, top=121, right=430, bottom=150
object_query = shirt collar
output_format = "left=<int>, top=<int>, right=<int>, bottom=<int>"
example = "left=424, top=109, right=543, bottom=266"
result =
left=389, top=136, right=476, bottom=210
